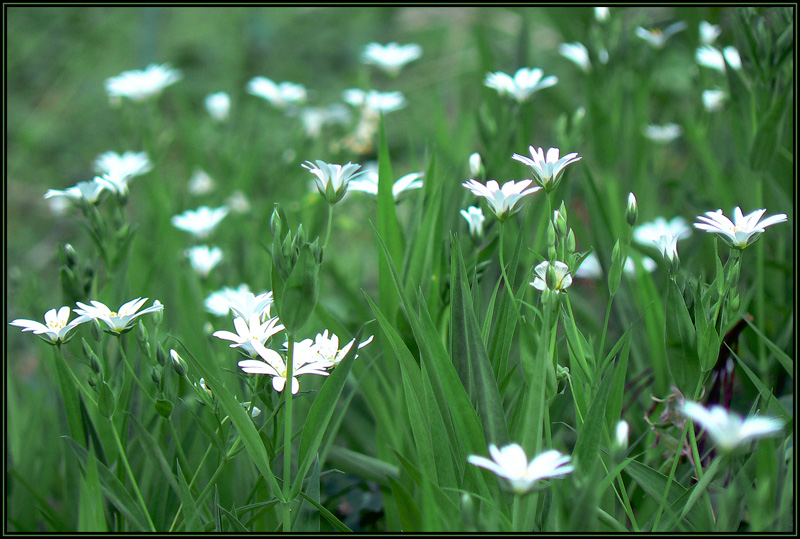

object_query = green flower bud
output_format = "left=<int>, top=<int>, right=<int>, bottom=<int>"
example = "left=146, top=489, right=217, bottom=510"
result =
left=136, top=320, right=149, bottom=348
left=151, top=367, right=161, bottom=386
left=151, top=300, right=163, bottom=326
left=156, top=343, right=168, bottom=366
left=566, top=229, right=576, bottom=253
left=608, top=240, right=623, bottom=296
left=546, top=220, right=556, bottom=247
left=626, top=192, right=638, bottom=227
left=170, top=349, right=188, bottom=377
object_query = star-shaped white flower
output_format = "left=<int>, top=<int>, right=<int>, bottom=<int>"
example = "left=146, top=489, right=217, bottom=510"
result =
left=106, top=64, right=181, bottom=103
left=342, top=89, right=406, bottom=114
left=633, top=216, right=692, bottom=246
left=95, top=151, right=152, bottom=181
left=694, top=207, right=788, bottom=250
left=468, top=444, right=574, bottom=495
left=185, top=245, right=223, bottom=278
left=702, top=88, right=727, bottom=112
left=559, top=42, right=591, bottom=72
left=361, top=42, right=422, bottom=76
left=574, top=252, right=657, bottom=279
left=699, top=21, right=721, bottom=45
left=247, top=77, right=307, bottom=109
left=460, top=206, right=486, bottom=239
left=205, top=285, right=273, bottom=319
left=635, top=21, right=687, bottom=48
left=462, top=179, right=541, bottom=222
left=643, top=123, right=682, bottom=143
left=303, top=160, right=367, bottom=204
left=9, top=306, right=89, bottom=345
left=238, top=339, right=329, bottom=394
left=530, top=261, right=573, bottom=294
left=512, top=146, right=582, bottom=192
left=680, top=401, right=783, bottom=452
left=44, top=180, right=106, bottom=205
left=205, top=91, right=231, bottom=122
left=346, top=162, right=424, bottom=200
left=484, top=67, right=558, bottom=103
left=74, top=298, right=164, bottom=335
left=290, top=330, right=374, bottom=370
left=171, top=205, right=229, bottom=239
left=213, top=313, right=285, bottom=358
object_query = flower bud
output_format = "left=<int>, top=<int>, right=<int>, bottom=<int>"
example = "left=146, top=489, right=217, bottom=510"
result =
left=546, top=220, right=556, bottom=247
left=170, top=349, right=188, bottom=377
left=270, top=205, right=283, bottom=239
left=608, top=240, right=623, bottom=296
left=136, top=320, right=149, bottom=348
left=64, top=243, right=79, bottom=269
left=615, top=420, right=630, bottom=449
left=152, top=300, right=163, bottom=326
left=554, top=209, right=568, bottom=239
left=469, top=152, right=483, bottom=177
left=626, top=192, right=638, bottom=227
left=151, top=367, right=161, bottom=386
left=90, top=319, right=102, bottom=342
left=546, top=263, right=559, bottom=290
left=156, top=343, right=168, bottom=366
left=729, top=293, right=740, bottom=312
left=566, top=229, right=576, bottom=253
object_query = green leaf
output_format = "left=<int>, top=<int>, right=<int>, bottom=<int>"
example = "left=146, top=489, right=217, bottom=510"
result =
left=377, top=114, right=403, bottom=326
left=605, top=332, right=631, bottom=432
left=278, top=243, right=319, bottom=333
left=294, top=457, right=320, bottom=532
left=129, top=415, right=180, bottom=498
left=326, top=446, right=399, bottom=488
left=573, top=366, right=613, bottom=477
left=665, top=278, right=701, bottom=395
left=218, top=505, right=249, bottom=532
left=77, top=446, right=107, bottom=532
left=741, top=315, right=793, bottom=378
left=297, top=491, right=352, bottom=532
left=450, top=234, right=509, bottom=446
left=388, top=476, right=421, bottom=531
left=64, top=437, right=152, bottom=532
left=177, top=461, right=203, bottom=532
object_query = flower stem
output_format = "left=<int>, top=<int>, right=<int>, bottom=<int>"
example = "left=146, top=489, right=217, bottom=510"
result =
left=116, top=335, right=155, bottom=404
left=282, top=335, right=296, bottom=532
left=498, top=220, right=517, bottom=310
left=109, top=415, right=157, bottom=532
left=322, top=203, right=334, bottom=252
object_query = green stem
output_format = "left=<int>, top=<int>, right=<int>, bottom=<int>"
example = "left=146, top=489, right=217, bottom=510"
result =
left=283, top=336, right=296, bottom=532
left=110, top=416, right=156, bottom=532
left=498, top=220, right=517, bottom=310
left=116, top=335, right=155, bottom=404
left=322, top=203, right=334, bottom=252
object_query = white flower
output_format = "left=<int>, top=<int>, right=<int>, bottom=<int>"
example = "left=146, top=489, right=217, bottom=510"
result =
left=205, top=91, right=231, bottom=121
left=634, top=216, right=692, bottom=246
left=696, top=45, right=742, bottom=72
left=74, top=297, right=164, bottom=336
left=635, top=21, right=687, bottom=48
left=361, top=42, right=422, bottom=76
left=213, top=313, right=285, bottom=358
left=95, top=150, right=152, bottom=181
left=343, top=89, right=406, bottom=114
left=462, top=179, right=541, bottom=222
left=643, top=123, right=682, bottom=143
left=530, top=261, right=573, bottom=294
left=290, top=330, right=374, bottom=370
left=512, top=146, right=582, bottom=192
left=44, top=179, right=106, bottom=205
left=205, top=284, right=257, bottom=317
left=575, top=252, right=657, bottom=279
left=187, top=169, right=216, bottom=196
left=105, top=63, right=182, bottom=103
left=559, top=42, right=591, bottom=72
left=238, top=339, right=329, bottom=394
left=595, top=7, right=610, bottom=22
left=246, top=77, right=307, bottom=109
left=699, top=21, right=721, bottom=45
left=185, top=245, right=223, bottom=278
left=694, top=207, right=788, bottom=250
left=702, top=88, right=727, bottom=112
left=468, top=444, right=574, bottom=495
left=299, top=104, right=352, bottom=138
left=9, top=306, right=89, bottom=345
left=469, top=153, right=483, bottom=177
left=680, top=401, right=783, bottom=452
left=615, top=420, right=630, bottom=449
left=171, top=205, right=229, bottom=239
left=484, top=67, right=558, bottom=103
left=225, top=190, right=251, bottom=214
left=460, top=206, right=486, bottom=239
left=303, top=160, right=367, bottom=204
left=653, top=233, right=680, bottom=263
left=346, top=162, right=423, bottom=200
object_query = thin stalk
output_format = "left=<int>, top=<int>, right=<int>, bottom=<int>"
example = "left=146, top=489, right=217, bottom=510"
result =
left=498, top=220, right=517, bottom=310
left=282, top=336, right=296, bottom=532
left=116, top=335, right=155, bottom=404
left=322, top=202, right=334, bottom=251
left=168, top=442, right=221, bottom=532
left=55, top=343, right=98, bottom=408
left=109, top=416, right=156, bottom=532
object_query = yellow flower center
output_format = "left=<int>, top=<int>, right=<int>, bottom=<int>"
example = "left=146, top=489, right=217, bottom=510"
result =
left=109, top=311, right=119, bottom=317
left=48, top=320, right=67, bottom=330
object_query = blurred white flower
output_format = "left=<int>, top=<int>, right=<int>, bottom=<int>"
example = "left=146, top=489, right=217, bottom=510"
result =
left=462, top=179, right=541, bottom=222
left=696, top=45, right=742, bottom=72
left=343, top=89, right=406, bottom=113
left=185, top=245, right=223, bottom=278
left=9, top=306, right=89, bottom=345
left=680, top=401, right=784, bottom=451
left=484, top=67, right=558, bottom=103
left=225, top=190, right=251, bottom=214
left=238, top=339, right=329, bottom=394
left=468, top=444, right=574, bottom=495
left=694, top=207, right=788, bottom=250
left=105, top=63, right=182, bottom=103
left=187, top=169, right=216, bottom=196
left=559, top=42, right=591, bottom=72
left=512, top=146, right=582, bottom=192
left=643, top=123, right=682, bottom=143
left=303, top=160, right=367, bottom=204
left=95, top=151, right=152, bottom=182
left=702, top=88, right=727, bottom=112
left=75, top=298, right=164, bottom=336
left=634, top=216, right=692, bottom=246
left=460, top=206, right=486, bottom=239
left=205, top=284, right=271, bottom=318
left=247, top=77, right=307, bottom=109
left=595, top=7, right=610, bottom=22
left=213, top=313, right=285, bottom=358
left=530, top=260, right=573, bottom=294
left=469, top=153, right=483, bottom=177
left=205, top=91, right=231, bottom=121
left=635, top=21, right=687, bottom=48
left=699, top=21, right=721, bottom=45
left=171, top=205, right=229, bottom=239
left=575, top=252, right=657, bottom=279
left=615, top=420, right=630, bottom=449
left=653, top=233, right=680, bottom=264
left=346, top=162, right=423, bottom=200
left=361, top=42, right=422, bottom=76
left=44, top=179, right=106, bottom=205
